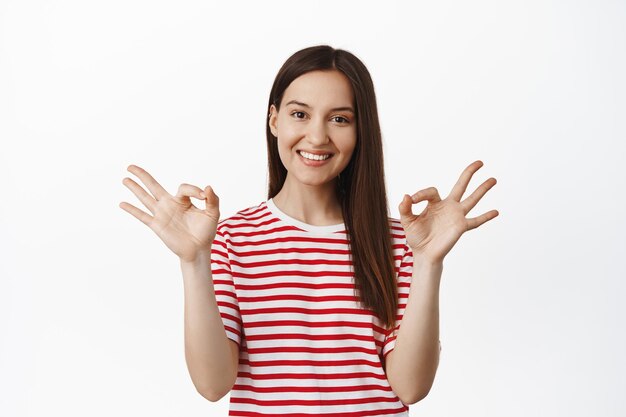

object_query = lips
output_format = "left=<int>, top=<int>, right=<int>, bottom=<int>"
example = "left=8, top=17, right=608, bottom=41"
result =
left=297, top=150, right=334, bottom=156
left=297, top=150, right=334, bottom=166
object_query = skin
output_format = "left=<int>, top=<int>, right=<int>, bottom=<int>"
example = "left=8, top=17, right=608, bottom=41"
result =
left=268, top=69, right=357, bottom=225
left=399, top=160, right=499, bottom=265
left=119, top=72, right=500, bottom=405
left=119, top=166, right=236, bottom=402
left=386, top=160, right=499, bottom=404
left=119, top=165, right=220, bottom=263
left=268, top=71, right=501, bottom=403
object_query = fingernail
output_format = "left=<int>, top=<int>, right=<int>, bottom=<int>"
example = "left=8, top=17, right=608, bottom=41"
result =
left=199, top=192, right=206, bottom=199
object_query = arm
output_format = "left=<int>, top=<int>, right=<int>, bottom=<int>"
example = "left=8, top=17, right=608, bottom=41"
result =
left=385, top=258, right=442, bottom=405
left=181, top=251, right=239, bottom=402
left=389, top=161, right=499, bottom=404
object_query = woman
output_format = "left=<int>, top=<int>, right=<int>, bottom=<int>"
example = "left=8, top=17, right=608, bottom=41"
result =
left=120, top=44, right=498, bottom=416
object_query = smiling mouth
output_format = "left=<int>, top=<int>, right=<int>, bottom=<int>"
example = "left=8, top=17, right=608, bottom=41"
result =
left=297, top=150, right=334, bottom=161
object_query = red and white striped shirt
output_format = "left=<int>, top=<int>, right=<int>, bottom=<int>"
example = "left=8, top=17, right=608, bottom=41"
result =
left=210, top=198, right=430, bottom=416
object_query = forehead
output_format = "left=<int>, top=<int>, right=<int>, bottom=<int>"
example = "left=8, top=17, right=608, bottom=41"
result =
left=282, top=70, right=354, bottom=107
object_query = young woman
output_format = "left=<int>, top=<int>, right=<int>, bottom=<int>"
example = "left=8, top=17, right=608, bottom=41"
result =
left=120, top=44, right=498, bottom=416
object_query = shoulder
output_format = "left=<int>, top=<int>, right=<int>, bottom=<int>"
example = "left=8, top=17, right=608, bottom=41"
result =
left=388, top=216, right=408, bottom=244
left=387, top=216, right=404, bottom=234
left=216, top=200, right=270, bottom=236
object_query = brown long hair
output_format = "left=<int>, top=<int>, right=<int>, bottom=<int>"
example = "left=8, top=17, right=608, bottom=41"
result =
left=265, top=45, right=398, bottom=330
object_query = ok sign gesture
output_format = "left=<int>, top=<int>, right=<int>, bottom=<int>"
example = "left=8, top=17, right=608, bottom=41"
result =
left=119, top=165, right=221, bottom=262
left=398, top=160, right=499, bottom=264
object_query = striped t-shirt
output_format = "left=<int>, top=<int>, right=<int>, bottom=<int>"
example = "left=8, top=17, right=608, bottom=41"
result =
left=210, top=198, right=432, bottom=416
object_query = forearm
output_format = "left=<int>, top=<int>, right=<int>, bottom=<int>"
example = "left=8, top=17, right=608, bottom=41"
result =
left=181, top=251, right=235, bottom=400
left=387, top=258, right=442, bottom=403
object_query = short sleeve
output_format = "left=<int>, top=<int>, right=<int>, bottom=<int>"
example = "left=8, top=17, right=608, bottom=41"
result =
left=210, top=225, right=243, bottom=347
left=382, top=240, right=442, bottom=359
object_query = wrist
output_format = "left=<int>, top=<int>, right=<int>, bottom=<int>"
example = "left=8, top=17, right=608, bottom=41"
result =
left=410, top=256, right=444, bottom=288
left=409, top=249, right=444, bottom=268
left=180, top=250, right=211, bottom=267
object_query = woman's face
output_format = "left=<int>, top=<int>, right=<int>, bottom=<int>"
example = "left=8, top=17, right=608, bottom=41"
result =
left=269, top=69, right=357, bottom=188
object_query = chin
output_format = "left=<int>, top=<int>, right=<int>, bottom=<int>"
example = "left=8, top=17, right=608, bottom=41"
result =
left=292, top=173, right=336, bottom=187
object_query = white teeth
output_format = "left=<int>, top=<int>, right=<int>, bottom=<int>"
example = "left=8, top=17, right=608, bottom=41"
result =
left=299, top=151, right=331, bottom=161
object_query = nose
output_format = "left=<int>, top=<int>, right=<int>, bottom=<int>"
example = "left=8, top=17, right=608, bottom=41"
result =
left=305, top=117, right=329, bottom=145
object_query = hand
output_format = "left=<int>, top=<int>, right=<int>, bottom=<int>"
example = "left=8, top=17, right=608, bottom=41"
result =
left=119, top=164, right=220, bottom=262
left=398, top=160, right=499, bottom=264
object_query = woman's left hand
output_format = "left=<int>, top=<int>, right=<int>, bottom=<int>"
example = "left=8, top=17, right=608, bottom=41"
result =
left=398, top=160, right=499, bottom=264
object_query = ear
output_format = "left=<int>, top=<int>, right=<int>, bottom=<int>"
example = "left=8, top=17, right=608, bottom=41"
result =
left=268, top=104, right=278, bottom=137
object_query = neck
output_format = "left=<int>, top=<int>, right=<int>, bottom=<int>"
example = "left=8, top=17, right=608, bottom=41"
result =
left=272, top=175, right=343, bottom=226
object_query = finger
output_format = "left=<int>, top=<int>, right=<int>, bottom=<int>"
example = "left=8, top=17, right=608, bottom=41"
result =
left=449, top=160, right=483, bottom=202
left=203, top=185, right=219, bottom=207
left=461, top=177, right=497, bottom=214
left=411, top=187, right=441, bottom=204
left=176, top=183, right=207, bottom=202
left=466, top=209, right=499, bottom=231
left=398, top=194, right=416, bottom=218
left=119, top=201, right=154, bottom=227
left=127, top=165, right=169, bottom=200
left=122, top=177, right=157, bottom=214
left=203, top=185, right=221, bottom=219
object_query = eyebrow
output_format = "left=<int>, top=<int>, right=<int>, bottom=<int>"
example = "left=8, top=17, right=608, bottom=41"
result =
left=285, top=100, right=355, bottom=113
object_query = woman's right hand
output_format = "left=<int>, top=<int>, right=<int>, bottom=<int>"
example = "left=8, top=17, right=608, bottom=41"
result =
left=119, top=164, right=220, bottom=263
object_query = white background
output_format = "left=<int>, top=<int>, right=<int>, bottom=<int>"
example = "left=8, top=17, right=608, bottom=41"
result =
left=1, top=0, right=625, bottom=415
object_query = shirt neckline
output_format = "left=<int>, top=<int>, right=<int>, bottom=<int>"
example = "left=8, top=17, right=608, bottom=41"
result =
left=265, top=197, right=346, bottom=235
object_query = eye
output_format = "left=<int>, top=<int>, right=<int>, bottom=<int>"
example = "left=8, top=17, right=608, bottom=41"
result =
left=332, top=116, right=350, bottom=124
left=290, top=111, right=307, bottom=119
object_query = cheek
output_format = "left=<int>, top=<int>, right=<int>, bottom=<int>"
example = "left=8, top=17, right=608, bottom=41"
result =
left=337, top=131, right=357, bottom=154
left=276, top=140, right=290, bottom=159
left=276, top=138, right=296, bottom=167
left=278, top=118, right=301, bottom=137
